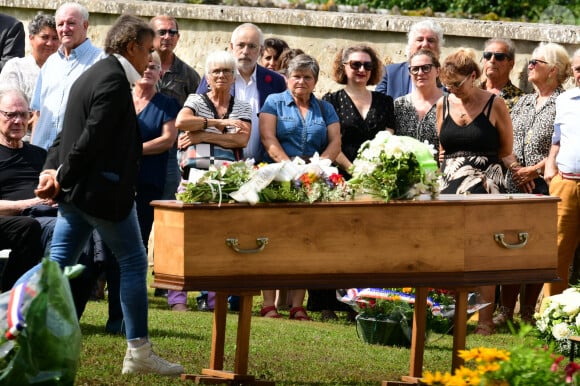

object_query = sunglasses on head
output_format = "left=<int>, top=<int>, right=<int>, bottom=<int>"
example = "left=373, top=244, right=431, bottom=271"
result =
left=483, top=51, right=510, bottom=61
left=443, top=75, right=470, bottom=90
left=528, top=58, right=549, bottom=67
left=409, top=64, right=434, bottom=75
left=344, top=61, right=373, bottom=71
left=157, top=29, right=178, bottom=37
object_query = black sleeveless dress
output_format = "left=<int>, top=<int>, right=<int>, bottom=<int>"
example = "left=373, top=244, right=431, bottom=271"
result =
left=439, top=94, right=506, bottom=194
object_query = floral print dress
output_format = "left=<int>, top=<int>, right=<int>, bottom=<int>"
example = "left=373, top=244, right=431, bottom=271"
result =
left=439, top=94, right=506, bottom=194
left=394, top=93, right=439, bottom=159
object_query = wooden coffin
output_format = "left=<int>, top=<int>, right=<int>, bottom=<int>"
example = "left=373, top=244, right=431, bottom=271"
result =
left=152, top=194, right=558, bottom=291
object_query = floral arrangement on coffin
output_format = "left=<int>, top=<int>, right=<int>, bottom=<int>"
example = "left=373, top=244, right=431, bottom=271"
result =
left=536, top=287, right=580, bottom=356
left=421, top=326, right=580, bottom=385
left=176, top=156, right=352, bottom=205
left=348, top=131, right=440, bottom=201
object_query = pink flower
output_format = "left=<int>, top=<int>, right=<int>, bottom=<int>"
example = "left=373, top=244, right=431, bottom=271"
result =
left=265, top=75, right=272, bottom=83
left=565, top=361, right=580, bottom=383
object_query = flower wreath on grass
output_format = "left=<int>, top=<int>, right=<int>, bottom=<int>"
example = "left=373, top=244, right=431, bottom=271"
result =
left=338, top=288, right=484, bottom=335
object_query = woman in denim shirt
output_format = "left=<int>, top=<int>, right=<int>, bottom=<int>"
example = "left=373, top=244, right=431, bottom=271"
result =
left=260, top=54, right=341, bottom=163
left=258, top=54, right=341, bottom=321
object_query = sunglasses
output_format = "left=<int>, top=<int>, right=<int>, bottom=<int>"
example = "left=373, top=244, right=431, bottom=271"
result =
left=443, top=75, right=470, bottom=90
left=409, top=64, right=434, bottom=75
left=0, top=109, right=30, bottom=121
left=157, top=29, right=178, bottom=37
left=528, top=58, right=549, bottom=67
left=344, top=61, right=373, bottom=71
left=482, top=51, right=511, bottom=61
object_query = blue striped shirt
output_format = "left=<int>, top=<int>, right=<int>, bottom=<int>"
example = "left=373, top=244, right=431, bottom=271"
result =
left=31, top=39, right=106, bottom=150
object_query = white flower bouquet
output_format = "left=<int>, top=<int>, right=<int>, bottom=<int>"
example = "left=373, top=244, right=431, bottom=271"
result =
left=348, top=131, right=439, bottom=201
left=536, top=287, right=580, bottom=355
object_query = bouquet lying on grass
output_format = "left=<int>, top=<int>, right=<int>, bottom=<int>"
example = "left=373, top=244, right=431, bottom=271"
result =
left=536, top=287, right=580, bottom=356
left=176, top=132, right=440, bottom=205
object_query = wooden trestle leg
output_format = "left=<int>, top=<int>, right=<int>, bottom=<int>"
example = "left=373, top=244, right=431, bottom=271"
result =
left=182, top=291, right=274, bottom=385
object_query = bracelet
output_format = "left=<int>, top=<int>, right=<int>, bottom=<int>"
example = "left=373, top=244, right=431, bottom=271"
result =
left=203, top=117, right=208, bottom=130
left=509, top=161, right=520, bottom=169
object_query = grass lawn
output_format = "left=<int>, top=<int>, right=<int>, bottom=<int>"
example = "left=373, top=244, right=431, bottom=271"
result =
left=73, top=285, right=539, bottom=386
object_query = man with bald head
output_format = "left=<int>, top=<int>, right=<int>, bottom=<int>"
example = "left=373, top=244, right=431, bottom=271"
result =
left=30, top=2, right=105, bottom=150
left=196, top=22, right=286, bottom=162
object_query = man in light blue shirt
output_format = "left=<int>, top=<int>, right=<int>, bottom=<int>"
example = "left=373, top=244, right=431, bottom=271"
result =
left=30, top=2, right=105, bottom=150
left=544, top=48, right=580, bottom=297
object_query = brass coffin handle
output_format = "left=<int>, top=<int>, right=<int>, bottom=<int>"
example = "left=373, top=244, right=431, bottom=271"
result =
left=226, top=237, right=269, bottom=254
left=494, top=232, right=528, bottom=249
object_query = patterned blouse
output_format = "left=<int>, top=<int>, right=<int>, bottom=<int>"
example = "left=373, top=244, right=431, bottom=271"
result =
left=393, top=93, right=439, bottom=159
left=478, top=79, right=525, bottom=113
left=506, top=87, right=563, bottom=193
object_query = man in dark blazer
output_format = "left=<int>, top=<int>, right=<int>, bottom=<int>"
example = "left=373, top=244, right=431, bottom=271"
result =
left=375, top=20, right=444, bottom=99
left=35, top=14, right=183, bottom=376
left=195, top=23, right=286, bottom=162
left=0, top=13, right=24, bottom=73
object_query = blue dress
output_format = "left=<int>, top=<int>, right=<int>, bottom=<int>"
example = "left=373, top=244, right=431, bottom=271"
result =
left=135, top=92, right=180, bottom=248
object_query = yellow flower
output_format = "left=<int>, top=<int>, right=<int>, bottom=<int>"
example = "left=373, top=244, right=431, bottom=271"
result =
left=421, top=370, right=451, bottom=385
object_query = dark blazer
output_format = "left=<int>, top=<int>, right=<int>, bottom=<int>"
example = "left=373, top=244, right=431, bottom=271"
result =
left=196, top=64, right=286, bottom=109
left=44, top=55, right=142, bottom=221
left=0, top=13, right=25, bottom=72
left=374, top=62, right=411, bottom=100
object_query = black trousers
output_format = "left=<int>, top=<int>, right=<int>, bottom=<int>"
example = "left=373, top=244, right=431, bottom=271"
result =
left=0, top=216, right=43, bottom=291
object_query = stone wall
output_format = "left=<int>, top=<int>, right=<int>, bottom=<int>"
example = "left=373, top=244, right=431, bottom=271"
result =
left=1, top=0, right=579, bottom=95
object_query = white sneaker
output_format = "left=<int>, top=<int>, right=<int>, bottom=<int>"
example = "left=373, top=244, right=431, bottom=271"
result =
left=122, top=342, right=184, bottom=376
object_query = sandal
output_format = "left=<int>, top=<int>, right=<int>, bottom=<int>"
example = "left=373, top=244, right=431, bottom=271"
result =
left=260, top=305, right=282, bottom=318
left=289, top=306, right=312, bottom=321
left=473, top=323, right=496, bottom=336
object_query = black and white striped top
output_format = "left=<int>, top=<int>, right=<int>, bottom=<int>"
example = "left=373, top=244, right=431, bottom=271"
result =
left=183, top=93, right=252, bottom=134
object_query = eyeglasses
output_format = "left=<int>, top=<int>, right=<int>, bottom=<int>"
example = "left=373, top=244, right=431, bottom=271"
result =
left=234, top=42, right=259, bottom=51
left=529, top=58, right=549, bottom=67
left=409, top=64, right=434, bottom=75
left=211, top=68, right=234, bottom=76
left=147, top=64, right=160, bottom=71
left=483, top=51, right=511, bottom=61
left=0, top=110, right=30, bottom=121
left=443, top=75, right=470, bottom=90
left=344, top=61, right=373, bottom=71
left=157, top=29, right=178, bottom=37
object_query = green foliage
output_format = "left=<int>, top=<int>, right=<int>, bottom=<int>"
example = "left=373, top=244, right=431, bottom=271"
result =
left=74, top=280, right=548, bottom=385
left=309, top=0, right=577, bottom=23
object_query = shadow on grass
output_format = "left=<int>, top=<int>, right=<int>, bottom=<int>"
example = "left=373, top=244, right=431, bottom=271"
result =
left=79, top=322, right=206, bottom=341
